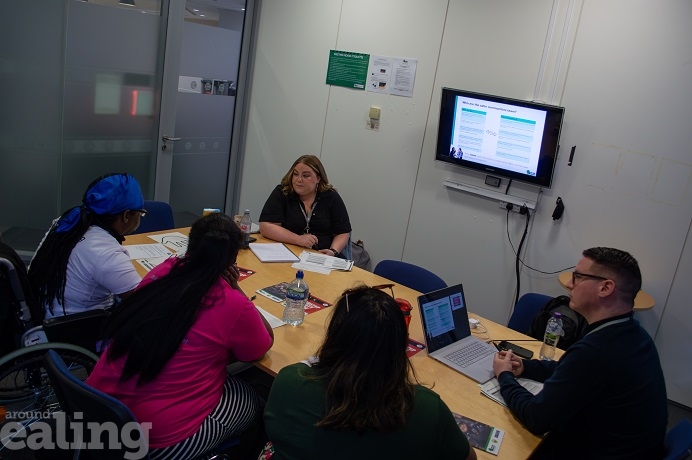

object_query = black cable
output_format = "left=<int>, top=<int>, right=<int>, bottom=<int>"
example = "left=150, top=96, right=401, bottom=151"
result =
left=513, top=208, right=531, bottom=307
left=505, top=179, right=512, bottom=194
left=487, top=339, right=540, bottom=343
left=505, top=210, right=576, bottom=275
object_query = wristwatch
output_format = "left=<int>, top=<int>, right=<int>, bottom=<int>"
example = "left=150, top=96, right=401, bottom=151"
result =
left=329, top=248, right=339, bottom=256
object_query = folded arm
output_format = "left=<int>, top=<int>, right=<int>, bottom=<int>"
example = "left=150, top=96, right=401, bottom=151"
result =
left=260, top=221, right=317, bottom=248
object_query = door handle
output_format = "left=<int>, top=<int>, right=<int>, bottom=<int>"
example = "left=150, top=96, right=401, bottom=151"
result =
left=162, top=135, right=181, bottom=142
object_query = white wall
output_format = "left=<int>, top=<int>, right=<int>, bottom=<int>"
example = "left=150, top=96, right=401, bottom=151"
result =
left=240, top=0, right=692, bottom=406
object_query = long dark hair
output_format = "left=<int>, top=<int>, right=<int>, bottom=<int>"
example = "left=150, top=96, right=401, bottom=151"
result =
left=28, top=173, right=127, bottom=317
left=310, top=286, right=416, bottom=432
left=104, top=213, right=242, bottom=386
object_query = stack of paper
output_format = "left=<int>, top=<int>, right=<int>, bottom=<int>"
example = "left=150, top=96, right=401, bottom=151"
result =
left=292, top=251, right=354, bottom=274
left=479, top=378, right=544, bottom=407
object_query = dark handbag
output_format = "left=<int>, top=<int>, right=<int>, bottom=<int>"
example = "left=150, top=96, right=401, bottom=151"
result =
left=351, top=239, right=372, bottom=271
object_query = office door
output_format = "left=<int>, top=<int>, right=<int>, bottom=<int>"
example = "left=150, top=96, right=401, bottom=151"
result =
left=156, top=0, right=252, bottom=226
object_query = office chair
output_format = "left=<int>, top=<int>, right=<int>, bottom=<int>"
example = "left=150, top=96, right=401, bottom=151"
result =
left=663, top=418, right=692, bottom=460
left=342, top=232, right=353, bottom=261
left=131, top=200, right=175, bottom=234
left=373, top=260, right=447, bottom=293
left=507, top=293, right=552, bottom=335
left=43, top=349, right=150, bottom=459
left=43, top=309, right=111, bottom=355
left=43, top=349, right=239, bottom=460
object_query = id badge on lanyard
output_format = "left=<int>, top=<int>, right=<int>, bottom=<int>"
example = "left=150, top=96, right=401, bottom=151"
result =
left=300, top=201, right=316, bottom=234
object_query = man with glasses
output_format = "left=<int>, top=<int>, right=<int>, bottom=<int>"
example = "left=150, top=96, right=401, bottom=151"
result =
left=493, top=247, right=667, bottom=459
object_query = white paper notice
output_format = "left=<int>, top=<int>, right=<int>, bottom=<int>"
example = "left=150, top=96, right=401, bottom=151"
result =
left=367, top=55, right=393, bottom=94
left=135, top=256, right=171, bottom=272
left=391, top=58, right=417, bottom=97
left=256, top=306, right=286, bottom=329
left=126, top=244, right=174, bottom=260
left=147, top=232, right=189, bottom=255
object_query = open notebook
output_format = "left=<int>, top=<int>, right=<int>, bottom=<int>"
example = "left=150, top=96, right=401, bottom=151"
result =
left=248, top=243, right=299, bottom=263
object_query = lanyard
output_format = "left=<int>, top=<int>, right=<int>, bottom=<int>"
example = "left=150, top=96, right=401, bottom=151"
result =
left=585, top=316, right=630, bottom=337
left=300, top=200, right=317, bottom=234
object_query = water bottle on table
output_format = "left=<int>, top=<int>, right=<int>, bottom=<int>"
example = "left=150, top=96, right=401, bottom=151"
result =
left=239, top=209, right=252, bottom=248
left=283, top=270, right=309, bottom=326
left=539, top=312, right=563, bottom=361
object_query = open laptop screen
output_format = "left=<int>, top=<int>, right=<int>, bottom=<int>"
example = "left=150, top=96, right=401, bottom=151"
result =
left=418, top=284, right=472, bottom=353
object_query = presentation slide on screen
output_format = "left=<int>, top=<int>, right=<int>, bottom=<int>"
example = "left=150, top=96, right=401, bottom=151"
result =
left=422, top=298, right=455, bottom=337
left=449, top=95, right=547, bottom=176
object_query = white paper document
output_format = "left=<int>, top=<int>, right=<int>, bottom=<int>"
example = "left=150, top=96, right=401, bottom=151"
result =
left=295, top=251, right=353, bottom=272
left=135, top=256, right=171, bottom=272
left=249, top=243, right=300, bottom=263
left=256, top=306, right=286, bottom=329
left=126, top=244, right=175, bottom=260
left=291, top=262, right=332, bottom=275
left=147, top=232, right=189, bottom=255
left=479, top=378, right=544, bottom=407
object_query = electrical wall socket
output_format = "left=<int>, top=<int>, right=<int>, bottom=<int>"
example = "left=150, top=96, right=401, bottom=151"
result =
left=499, top=201, right=522, bottom=213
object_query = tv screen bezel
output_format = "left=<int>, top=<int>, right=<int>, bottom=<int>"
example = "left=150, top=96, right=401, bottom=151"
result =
left=435, top=87, right=565, bottom=189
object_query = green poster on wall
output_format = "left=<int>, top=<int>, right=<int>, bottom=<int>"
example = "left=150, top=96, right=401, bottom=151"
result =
left=326, top=50, right=369, bottom=89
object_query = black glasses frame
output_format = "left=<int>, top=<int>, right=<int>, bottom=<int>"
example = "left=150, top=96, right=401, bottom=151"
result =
left=571, top=271, right=608, bottom=284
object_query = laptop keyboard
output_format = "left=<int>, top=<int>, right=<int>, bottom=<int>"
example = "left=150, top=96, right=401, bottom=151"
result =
left=444, top=341, right=495, bottom=368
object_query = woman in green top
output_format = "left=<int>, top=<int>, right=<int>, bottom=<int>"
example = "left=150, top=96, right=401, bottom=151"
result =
left=263, top=285, right=476, bottom=460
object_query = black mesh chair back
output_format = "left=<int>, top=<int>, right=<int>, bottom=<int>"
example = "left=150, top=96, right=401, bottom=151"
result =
left=43, top=308, right=111, bottom=355
left=1, top=241, right=41, bottom=355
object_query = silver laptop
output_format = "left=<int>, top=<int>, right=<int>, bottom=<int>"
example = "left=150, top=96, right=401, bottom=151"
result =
left=417, top=284, right=496, bottom=383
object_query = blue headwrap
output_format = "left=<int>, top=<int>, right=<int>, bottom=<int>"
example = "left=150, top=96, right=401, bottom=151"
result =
left=56, top=173, right=144, bottom=233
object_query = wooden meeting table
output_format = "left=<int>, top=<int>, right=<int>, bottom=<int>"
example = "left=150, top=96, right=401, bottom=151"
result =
left=125, top=228, right=560, bottom=460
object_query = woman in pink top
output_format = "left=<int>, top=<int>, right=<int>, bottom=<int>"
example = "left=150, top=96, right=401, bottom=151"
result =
left=87, top=213, right=274, bottom=460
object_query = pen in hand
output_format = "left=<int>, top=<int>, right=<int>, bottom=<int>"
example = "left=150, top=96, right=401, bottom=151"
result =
left=249, top=295, right=257, bottom=302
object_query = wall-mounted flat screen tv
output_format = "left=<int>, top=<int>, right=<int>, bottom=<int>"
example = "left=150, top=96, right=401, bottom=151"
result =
left=436, top=87, right=565, bottom=188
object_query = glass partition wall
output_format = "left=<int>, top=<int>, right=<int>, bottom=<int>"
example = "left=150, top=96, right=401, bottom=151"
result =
left=0, top=0, right=164, bottom=260
left=0, top=0, right=249, bottom=261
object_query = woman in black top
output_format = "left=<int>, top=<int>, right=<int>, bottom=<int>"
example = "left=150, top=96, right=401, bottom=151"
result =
left=259, top=155, right=351, bottom=257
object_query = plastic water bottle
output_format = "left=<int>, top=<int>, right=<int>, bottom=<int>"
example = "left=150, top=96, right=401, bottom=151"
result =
left=239, top=209, right=252, bottom=247
left=539, top=312, right=563, bottom=361
left=283, top=271, right=308, bottom=326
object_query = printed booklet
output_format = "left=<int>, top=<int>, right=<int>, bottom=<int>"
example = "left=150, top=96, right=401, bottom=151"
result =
left=256, top=282, right=332, bottom=314
left=452, top=413, right=505, bottom=456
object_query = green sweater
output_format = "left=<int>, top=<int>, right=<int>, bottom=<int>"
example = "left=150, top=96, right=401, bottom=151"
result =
left=264, top=363, right=471, bottom=460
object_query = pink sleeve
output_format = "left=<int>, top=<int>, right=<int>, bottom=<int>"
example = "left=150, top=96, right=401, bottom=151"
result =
left=223, top=289, right=273, bottom=362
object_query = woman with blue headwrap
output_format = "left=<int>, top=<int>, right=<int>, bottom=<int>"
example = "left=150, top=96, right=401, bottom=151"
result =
left=29, top=173, right=146, bottom=319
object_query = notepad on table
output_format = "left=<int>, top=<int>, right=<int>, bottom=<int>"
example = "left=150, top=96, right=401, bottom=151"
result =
left=249, top=242, right=300, bottom=263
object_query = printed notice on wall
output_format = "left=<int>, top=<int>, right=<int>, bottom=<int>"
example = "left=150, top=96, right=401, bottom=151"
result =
left=391, top=57, right=417, bottom=98
left=367, top=55, right=393, bottom=94
left=326, top=50, right=370, bottom=90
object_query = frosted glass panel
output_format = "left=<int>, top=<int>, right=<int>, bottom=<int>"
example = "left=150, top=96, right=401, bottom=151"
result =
left=0, top=0, right=163, bottom=257
left=0, top=0, right=64, bottom=239
left=62, top=1, right=161, bottom=205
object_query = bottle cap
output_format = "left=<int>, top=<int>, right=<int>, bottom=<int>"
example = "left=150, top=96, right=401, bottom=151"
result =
left=244, top=209, right=250, bottom=213
left=553, top=312, right=562, bottom=318
left=296, top=270, right=304, bottom=279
